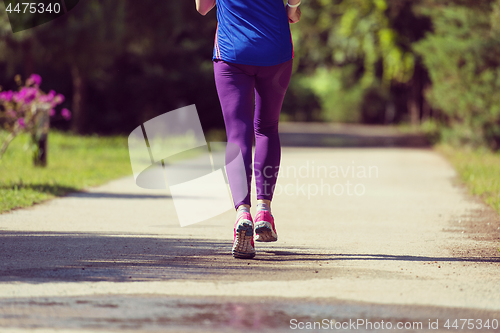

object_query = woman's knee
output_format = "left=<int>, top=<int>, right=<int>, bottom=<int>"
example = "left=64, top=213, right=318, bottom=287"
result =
left=254, top=119, right=279, bottom=136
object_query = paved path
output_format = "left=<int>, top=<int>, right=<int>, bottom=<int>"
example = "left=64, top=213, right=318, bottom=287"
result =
left=1, top=127, right=500, bottom=332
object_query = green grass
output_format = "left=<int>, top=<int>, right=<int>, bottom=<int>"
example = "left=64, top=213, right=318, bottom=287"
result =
left=0, top=130, right=132, bottom=213
left=437, top=144, right=500, bottom=215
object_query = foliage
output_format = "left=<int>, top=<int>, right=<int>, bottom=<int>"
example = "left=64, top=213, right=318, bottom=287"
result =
left=296, top=67, right=364, bottom=122
left=0, top=0, right=222, bottom=135
left=413, top=0, right=500, bottom=149
left=288, top=0, right=415, bottom=122
left=0, top=0, right=499, bottom=150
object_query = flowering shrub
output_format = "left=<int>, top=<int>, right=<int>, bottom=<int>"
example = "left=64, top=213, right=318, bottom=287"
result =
left=0, top=74, right=71, bottom=163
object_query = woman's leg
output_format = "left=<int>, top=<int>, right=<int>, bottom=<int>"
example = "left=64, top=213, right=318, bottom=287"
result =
left=252, top=59, right=292, bottom=242
left=213, top=60, right=256, bottom=209
left=253, top=59, right=293, bottom=202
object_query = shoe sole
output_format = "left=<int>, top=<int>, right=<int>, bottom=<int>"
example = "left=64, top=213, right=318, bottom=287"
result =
left=232, top=221, right=255, bottom=259
left=254, top=221, right=278, bottom=242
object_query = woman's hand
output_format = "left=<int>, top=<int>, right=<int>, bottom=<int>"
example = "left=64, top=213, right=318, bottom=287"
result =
left=195, top=0, right=216, bottom=16
left=287, top=5, right=301, bottom=24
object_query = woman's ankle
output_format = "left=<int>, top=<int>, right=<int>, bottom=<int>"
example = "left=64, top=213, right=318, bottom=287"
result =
left=236, top=204, right=250, bottom=211
left=236, top=204, right=251, bottom=213
left=256, top=200, right=271, bottom=213
left=256, top=199, right=271, bottom=206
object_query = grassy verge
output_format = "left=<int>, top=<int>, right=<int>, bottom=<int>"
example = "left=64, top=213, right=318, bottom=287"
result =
left=436, top=144, right=500, bottom=215
left=0, top=130, right=131, bottom=213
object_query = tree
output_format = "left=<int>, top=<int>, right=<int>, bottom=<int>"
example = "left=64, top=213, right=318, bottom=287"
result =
left=414, top=0, right=500, bottom=148
left=31, top=0, right=126, bottom=134
left=287, top=0, right=416, bottom=122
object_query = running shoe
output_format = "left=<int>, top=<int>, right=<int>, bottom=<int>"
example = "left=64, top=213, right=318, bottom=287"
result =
left=254, top=209, right=278, bottom=242
left=232, top=212, right=256, bottom=259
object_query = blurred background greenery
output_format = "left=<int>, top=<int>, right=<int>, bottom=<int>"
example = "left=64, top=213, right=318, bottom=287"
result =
left=288, top=0, right=500, bottom=151
left=0, top=0, right=499, bottom=149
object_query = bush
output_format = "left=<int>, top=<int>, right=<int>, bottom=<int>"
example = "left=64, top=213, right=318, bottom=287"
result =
left=413, top=0, right=500, bottom=149
left=299, top=66, right=364, bottom=122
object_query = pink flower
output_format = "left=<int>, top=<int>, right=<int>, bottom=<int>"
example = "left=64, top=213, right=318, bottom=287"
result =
left=27, top=74, right=42, bottom=87
left=38, top=95, right=50, bottom=103
left=0, top=91, right=14, bottom=102
left=39, top=90, right=57, bottom=105
left=13, top=87, right=38, bottom=104
left=13, top=91, right=24, bottom=103
left=25, top=88, right=38, bottom=103
left=49, top=109, right=55, bottom=117
left=61, top=108, right=71, bottom=120
left=17, top=118, right=25, bottom=128
left=53, top=93, right=65, bottom=106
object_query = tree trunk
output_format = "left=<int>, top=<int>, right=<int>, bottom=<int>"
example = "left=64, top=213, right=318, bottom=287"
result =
left=421, top=84, right=432, bottom=123
left=33, top=134, right=48, bottom=167
left=32, top=109, right=50, bottom=167
left=408, top=65, right=422, bottom=126
left=408, top=99, right=420, bottom=126
left=71, top=64, right=86, bottom=134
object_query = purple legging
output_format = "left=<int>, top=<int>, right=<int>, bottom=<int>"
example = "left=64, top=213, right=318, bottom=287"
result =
left=214, top=59, right=293, bottom=209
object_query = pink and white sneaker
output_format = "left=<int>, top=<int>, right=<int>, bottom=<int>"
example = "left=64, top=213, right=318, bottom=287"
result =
left=254, top=206, right=278, bottom=242
left=232, top=211, right=255, bottom=259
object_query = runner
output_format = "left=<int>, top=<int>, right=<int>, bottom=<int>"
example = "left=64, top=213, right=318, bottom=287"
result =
left=195, top=0, right=301, bottom=259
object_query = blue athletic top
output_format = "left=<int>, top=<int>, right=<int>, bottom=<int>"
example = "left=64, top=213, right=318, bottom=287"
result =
left=213, top=0, right=294, bottom=66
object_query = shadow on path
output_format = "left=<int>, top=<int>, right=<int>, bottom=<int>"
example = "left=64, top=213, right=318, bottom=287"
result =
left=1, top=231, right=498, bottom=284
left=260, top=251, right=500, bottom=263
left=64, top=192, right=171, bottom=200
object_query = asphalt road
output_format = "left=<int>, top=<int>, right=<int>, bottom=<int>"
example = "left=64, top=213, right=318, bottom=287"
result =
left=0, top=126, right=499, bottom=332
